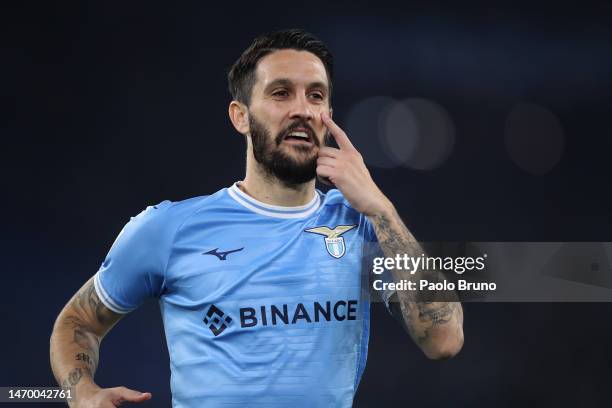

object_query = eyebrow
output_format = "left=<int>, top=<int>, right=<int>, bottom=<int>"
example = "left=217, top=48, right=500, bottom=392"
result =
left=264, top=78, right=329, bottom=94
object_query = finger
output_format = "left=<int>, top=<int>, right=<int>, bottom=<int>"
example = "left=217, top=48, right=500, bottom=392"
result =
left=114, top=387, right=152, bottom=403
left=317, top=174, right=334, bottom=186
left=318, top=146, right=340, bottom=158
left=316, top=164, right=335, bottom=179
left=321, top=111, right=355, bottom=151
left=316, top=156, right=336, bottom=167
left=317, top=165, right=336, bottom=184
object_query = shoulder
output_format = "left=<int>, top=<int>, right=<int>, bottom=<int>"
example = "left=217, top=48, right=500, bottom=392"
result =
left=121, top=190, right=226, bottom=242
left=319, top=188, right=359, bottom=214
left=319, top=188, right=376, bottom=238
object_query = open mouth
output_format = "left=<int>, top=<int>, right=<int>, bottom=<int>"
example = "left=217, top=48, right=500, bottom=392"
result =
left=283, top=129, right=314, bottom=145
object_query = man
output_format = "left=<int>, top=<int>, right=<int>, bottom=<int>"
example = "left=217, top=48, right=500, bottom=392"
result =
left=50, top=29, right=463, bottom=407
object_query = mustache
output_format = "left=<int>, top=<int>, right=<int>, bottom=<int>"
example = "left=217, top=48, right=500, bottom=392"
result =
left=275, top=120, right=320, bottom=147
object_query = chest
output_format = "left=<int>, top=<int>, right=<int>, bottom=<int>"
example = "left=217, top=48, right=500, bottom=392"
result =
left=164, top=214, right=366, bottom=303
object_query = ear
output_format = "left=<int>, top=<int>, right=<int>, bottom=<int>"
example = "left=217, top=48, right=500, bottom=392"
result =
left=228, top=101, right=250, bottom=135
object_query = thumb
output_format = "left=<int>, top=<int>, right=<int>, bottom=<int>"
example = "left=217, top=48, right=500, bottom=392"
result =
left=113, top=386, right=152, bottom=404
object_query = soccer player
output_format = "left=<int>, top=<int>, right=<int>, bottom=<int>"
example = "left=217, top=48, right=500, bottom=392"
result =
left=50, top=29, right=463, bottom=407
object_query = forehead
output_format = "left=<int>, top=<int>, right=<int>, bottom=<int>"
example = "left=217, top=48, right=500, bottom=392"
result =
left=254, top=49, right=328, bottom=90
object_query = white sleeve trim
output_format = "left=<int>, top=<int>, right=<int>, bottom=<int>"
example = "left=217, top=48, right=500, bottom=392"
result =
left=94, top=272, right=135, bottom=314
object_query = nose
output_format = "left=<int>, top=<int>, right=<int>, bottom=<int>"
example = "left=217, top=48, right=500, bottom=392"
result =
left=288, top=93, right=315, bottom=121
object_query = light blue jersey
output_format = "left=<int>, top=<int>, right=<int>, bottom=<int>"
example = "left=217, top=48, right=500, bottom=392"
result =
left=94, top=183, right=391, bottom=407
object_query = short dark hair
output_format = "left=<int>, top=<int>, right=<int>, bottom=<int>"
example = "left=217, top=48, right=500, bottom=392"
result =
left=228, top=29, right=334, bottom=106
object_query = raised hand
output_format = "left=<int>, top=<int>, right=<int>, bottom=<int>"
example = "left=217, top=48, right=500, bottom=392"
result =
left=317, top=111, right=392, bottom=216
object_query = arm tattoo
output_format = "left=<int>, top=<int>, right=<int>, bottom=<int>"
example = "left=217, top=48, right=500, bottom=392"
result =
left=82, top=281, right=112, bottom=326
left=417, top=302, right=455, bottom=325
left=62, top=315, right=100, bottom=367
left=59, top=281, right=108, bottom=387
left=370, top=211, right=461, bottom=346
left=75, top=352, right=93, bottom=366
left=61, top=366, right=92, bottom=388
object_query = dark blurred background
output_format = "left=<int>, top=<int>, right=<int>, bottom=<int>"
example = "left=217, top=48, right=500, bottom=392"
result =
left=3, top=1, right=612, bottom=406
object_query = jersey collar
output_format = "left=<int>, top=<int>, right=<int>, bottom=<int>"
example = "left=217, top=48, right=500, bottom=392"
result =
left=228, top=182, right=321, bottom=219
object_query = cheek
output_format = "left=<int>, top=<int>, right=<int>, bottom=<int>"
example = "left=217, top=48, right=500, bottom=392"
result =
left=253, top=107, right=286, bottom=130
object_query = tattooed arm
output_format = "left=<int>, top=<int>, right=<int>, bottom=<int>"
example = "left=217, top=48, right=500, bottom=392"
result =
left=369, top=206, right=464, bottom=360
left=50, top=277, right=152, bottom=407
left=315, top=112, right=463, bottom=360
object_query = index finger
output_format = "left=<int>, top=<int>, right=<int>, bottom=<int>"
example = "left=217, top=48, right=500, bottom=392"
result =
left=321, top=112, right=355, bottom=151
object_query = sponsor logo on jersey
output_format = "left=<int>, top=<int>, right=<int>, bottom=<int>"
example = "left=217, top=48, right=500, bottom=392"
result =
left=202, top=247, right=244, bottom=261
left=240, top=300, right=358, bottom=327
left=202, top=300, right=358, bottom=335
left=304, top=225, right=357, bottom=258
left=203, top=304, right=232, bottom=336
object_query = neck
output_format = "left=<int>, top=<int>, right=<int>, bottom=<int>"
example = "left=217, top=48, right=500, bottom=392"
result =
left=241, top=147, right=316, bottom=207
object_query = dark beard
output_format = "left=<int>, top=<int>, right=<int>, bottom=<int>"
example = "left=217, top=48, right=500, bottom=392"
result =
left=249, top=114, right=321, bottom=187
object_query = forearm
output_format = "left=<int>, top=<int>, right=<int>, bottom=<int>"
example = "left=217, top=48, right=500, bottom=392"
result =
left=313, top=110, right=463, bottom=357
left=50, top=311, right=100, bottom=394
left=368, top=201, right=464, bottom=359
left=50, top=278, right=121, bottom=403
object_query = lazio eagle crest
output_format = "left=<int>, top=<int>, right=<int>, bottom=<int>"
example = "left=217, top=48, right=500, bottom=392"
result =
left=304, top=225, right=357, bottom=259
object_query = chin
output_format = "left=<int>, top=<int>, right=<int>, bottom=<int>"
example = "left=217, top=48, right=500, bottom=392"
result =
left=283, top=144, right=317, bottom=156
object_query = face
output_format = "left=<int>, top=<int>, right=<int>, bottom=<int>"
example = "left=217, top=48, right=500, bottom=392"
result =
left=246, top=49, right=332, bottom=186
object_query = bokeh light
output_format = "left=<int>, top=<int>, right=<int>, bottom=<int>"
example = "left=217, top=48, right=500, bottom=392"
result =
left=395, top=98, right=455, bottom=171
left=345, top=96, right=397, bottom=168
left=380, top=100, right=419, bottom=166
left=505, top=102, right=565, bottom=175
left=345, top=96, right=456, bottom=170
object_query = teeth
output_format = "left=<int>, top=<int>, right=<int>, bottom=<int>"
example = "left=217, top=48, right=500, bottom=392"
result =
left=288, top=131, right=308, bottom=138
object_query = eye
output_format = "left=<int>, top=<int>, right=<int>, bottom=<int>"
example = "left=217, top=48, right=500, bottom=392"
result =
left=309, top=92, right=324, bottom=100
left=272, top=89, right=289, bottom=97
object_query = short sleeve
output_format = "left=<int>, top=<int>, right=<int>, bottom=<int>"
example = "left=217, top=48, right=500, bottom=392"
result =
left=94, top=200, right=173, bottom=314
left=362, top=215, right=397, bottom=311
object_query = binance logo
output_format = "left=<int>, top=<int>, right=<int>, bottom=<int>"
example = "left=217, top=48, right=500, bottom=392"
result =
left=203, top=305, right=232, bottom=336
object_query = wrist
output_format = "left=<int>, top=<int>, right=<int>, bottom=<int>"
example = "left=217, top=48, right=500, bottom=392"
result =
left=72, top=378, right=99, bottom=401
left=365, top=195, right=395, bottom=218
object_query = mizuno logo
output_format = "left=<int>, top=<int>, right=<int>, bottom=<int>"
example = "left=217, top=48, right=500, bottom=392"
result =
left=203, top=247, right=244, bottom=261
